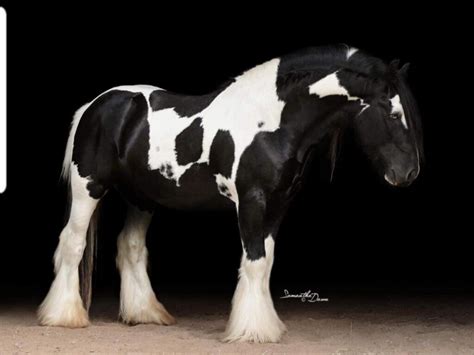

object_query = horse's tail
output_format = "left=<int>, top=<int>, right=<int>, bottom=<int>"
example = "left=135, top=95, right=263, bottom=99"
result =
left=62, top=102, right=98, bottom=310
left=79, top=202, right=99, bottom=311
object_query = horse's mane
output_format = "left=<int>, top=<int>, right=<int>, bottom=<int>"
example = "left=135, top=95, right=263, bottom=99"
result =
left=395, top=75, right=424, bottom=162
left=278, top=44, right=387, bottom=79
left=279, top=44, right=424, bottom=177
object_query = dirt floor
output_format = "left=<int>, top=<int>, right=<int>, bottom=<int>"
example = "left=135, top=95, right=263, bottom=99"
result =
left=1, top=292, right=474, bottom=353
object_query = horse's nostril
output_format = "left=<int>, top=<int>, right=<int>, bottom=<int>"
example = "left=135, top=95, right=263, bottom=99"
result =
left=384, top=169, right=397, bottom=186
left=406, top=169, right=418, bottom=182
left=389, top=169, right=397, bottom=181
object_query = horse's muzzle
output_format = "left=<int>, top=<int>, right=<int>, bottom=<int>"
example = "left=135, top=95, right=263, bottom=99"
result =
left=384, top=166, right=419, bottom=187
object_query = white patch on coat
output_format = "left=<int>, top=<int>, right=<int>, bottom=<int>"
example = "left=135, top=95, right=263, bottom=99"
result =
left=223, top=236, right=286, bottom=343
left=116, top=206, right=175, bottom=325
left=147, top=107, right=197, bottom=182
left=147, top=59, right=286, bottom=204
left=308, top=71, right=369, bottom=113
left=38, top=164, right=98, bottom=327
left=214, top=173, right=238, bottom=204
left=346, top=47, right=358, bottom=59
left=309, top=72, right=354, bottom=99
left=390, top=94, right=408, bottom=129
left=110, top=84, right=159, bottom=95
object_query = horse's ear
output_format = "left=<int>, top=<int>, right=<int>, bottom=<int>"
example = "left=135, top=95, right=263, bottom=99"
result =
left=399, top=62, right=410, bottom=77
left=389, top=59, right=400, bottom=71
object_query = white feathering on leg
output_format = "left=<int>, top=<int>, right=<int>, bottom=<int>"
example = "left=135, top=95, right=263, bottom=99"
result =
left=223, top=236, right=286, bottom=343
left=38, top=164, right=97, bottom=328
left=116, top=206, right=175, bottom=325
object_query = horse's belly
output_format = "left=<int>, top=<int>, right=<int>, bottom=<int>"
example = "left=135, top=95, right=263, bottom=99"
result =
left=116, top=161, right=236, bottom=211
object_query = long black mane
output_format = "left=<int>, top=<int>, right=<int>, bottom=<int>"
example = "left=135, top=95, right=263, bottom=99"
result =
left=278, top=44, right=386, bottom=78
left=393, top=75, right=424, bottom=162
left=278, top=44, right=424, bottom=169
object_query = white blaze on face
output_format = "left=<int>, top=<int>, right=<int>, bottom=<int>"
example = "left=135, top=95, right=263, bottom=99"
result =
left=308, top=71, right=369, bottom=112
left=390, top=94, right=408, bottom=129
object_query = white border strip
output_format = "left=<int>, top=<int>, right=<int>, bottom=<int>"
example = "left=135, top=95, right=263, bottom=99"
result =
left=0, top=7, right=5, bottom=193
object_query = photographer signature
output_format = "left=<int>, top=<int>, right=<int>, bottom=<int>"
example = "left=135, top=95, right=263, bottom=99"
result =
left=280, top=289, right=329, bottom=302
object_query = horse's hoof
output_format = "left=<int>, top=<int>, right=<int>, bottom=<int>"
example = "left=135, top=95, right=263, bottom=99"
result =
left=38, top=302, right=89, bottom=328
left=120, top=297, right=176, bottom=326
left=221, top=329, right=285, bottom=343
left=222, top=321, right=286, bottom=343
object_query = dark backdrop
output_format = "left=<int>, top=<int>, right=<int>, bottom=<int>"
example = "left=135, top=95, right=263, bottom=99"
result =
left=0, top=3, right=471, bottom=303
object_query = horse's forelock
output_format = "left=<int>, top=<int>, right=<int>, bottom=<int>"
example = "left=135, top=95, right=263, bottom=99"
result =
left=394, top=75, right=424, bottom=163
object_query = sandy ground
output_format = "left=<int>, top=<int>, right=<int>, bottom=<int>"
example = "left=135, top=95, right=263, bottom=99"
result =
left=1, top=293, right=474, bottom=353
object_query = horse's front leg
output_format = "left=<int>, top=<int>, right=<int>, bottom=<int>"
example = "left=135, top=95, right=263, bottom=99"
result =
left=223, top=190, right=286, bottom=343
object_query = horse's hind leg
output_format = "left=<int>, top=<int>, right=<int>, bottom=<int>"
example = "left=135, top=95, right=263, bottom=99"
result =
left=38, top=164, right=104, bottom=327
left=116, top=204, right=175, bottom=325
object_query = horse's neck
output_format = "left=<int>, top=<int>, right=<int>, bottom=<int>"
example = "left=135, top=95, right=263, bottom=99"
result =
left=281, top=75, right=359, bottom=162
left=212, top=57, right=355, bottom=161
left=211, top=58, right=284, bottom=121
left=231, top=58, right=280, bottom=94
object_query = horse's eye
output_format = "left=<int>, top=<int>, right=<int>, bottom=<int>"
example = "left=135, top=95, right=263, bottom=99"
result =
left=390, top=113, right=400, bottom=120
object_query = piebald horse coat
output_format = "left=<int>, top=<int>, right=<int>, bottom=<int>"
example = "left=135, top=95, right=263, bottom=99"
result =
left=39, top=45, right=422, bottom=343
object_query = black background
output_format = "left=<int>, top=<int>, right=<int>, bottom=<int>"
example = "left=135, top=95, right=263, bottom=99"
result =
left=0, top=3, right=472, bottom=304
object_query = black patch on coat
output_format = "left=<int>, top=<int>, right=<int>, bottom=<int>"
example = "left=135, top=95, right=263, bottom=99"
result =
left=116, top=95, right=149, bottom=160
left=144, top=162, right=234, bottom=210
left=158, top=163, right=175, bottom=178
left=209, top=130, right=235, bottom=178
left=175, top=117, right=204, bottom=165
left=165, top=163, right=174, bottom=178
left=149, top=79, right=234, bottom=117
left=72, top=90, right=149, bottom=199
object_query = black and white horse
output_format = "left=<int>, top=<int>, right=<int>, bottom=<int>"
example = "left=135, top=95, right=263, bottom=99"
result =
left=38, top=45, right=423, bottom=343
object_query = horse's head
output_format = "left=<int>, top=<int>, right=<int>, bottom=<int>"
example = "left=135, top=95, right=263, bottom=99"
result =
left=342, top=59, right=423, bottom=187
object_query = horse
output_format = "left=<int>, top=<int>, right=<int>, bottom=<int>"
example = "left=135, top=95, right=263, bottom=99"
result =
left=38, top=44, right=423, bottom=343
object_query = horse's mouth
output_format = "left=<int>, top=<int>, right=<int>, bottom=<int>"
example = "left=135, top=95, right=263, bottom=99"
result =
left=384, top=173, right=412, bottom=187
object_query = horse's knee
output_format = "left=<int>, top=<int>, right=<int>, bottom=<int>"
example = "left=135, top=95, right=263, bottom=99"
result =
left=241, top=234, right=265, bottom=262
